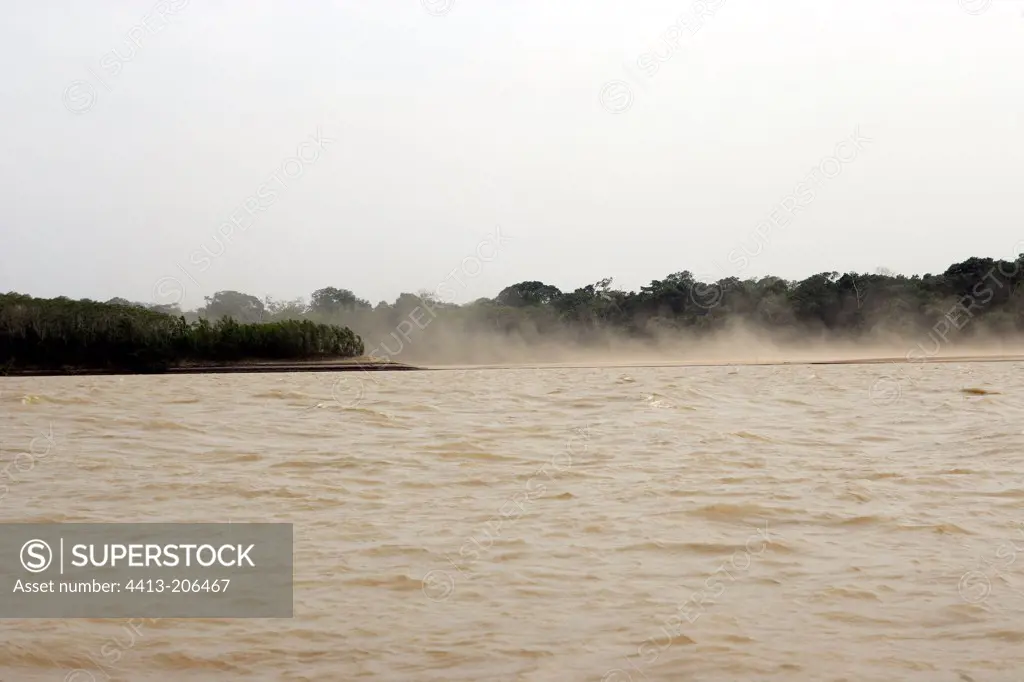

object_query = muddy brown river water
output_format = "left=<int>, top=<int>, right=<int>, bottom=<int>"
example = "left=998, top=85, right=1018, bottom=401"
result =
left=0, top=361, right=1022, bottom=681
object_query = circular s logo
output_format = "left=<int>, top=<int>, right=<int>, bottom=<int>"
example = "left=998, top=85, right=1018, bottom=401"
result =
left=62, top=80, right=97, bottom=114
left=957, top=570, right=991, bottom=604
left=64, top=670, right=98, bottom=682
left=152, top=276, right=186, bottom=306
left=869, top=375, right=902, bottom=407
left=421, top=570, right=455, bottom=602
left=421, top=0, right=455, bottom=16
left=689, top=280, right=723, bottom=310
left=20, top=539, right=53, bottom=573
left=959, top=0, right=993, bottom=15
left=599, top=80, right=634, bottom=114
left=331, top=375, right=365, bottom=409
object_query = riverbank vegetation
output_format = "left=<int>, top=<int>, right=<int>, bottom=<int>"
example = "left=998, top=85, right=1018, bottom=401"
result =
left=0, top=293, right=364, bottom=373
left=4, top=256, right=1024, bottom=370
left=177, top=256, right=1024, bottom=345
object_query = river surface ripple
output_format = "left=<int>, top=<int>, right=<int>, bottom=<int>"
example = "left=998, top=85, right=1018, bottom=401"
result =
left=1, top=361, right=1023, bottom=681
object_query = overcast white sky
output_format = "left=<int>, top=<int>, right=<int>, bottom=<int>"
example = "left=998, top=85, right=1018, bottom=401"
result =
left=1, top=0, right=1021, bottom=310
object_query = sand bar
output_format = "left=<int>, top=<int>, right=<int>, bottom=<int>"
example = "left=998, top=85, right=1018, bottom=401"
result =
left=424, top=354, right=1024, bottom=371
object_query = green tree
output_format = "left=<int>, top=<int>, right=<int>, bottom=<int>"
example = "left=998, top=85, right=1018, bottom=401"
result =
left=310, top=287, right=370, bottom=316
left=200, top=291, right=265, bottom=323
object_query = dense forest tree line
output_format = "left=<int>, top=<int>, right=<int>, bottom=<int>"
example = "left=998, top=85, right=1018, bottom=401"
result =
left=150, top=256, right=1024, bottom=343
left=4, top=256, right=1023, bottom=370
left=0, top=293, right=363, bottom=372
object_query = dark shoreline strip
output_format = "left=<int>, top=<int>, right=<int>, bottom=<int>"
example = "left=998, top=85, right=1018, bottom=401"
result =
left=0, top=363, right=425, bottom=377
left=3, top=354, right=1024, bottom=378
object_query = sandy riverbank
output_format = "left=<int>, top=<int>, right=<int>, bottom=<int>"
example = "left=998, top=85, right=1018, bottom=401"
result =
left=423, top=354, right=1024, bottom=371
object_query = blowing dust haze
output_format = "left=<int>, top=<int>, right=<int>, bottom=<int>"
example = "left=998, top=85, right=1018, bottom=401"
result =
left=362, top=317, right=1024, bottom=369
